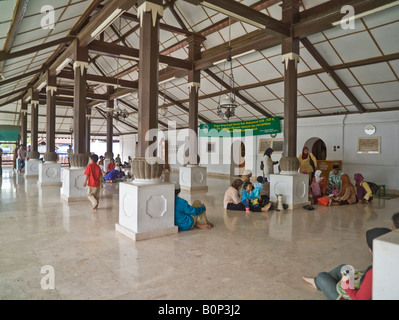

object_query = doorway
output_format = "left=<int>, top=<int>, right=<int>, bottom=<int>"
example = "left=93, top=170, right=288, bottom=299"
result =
left=304, top=137, right=327, bottom=161
left=312, top=139, right=327, bottom=161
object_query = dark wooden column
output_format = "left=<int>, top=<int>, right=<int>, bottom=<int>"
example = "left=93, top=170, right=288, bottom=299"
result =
left=187, top=35, right=203, bottom=165
left=30, top=91, right=39, bottom=153
left=137, top=0, right=163, bottom=157
left=106, top=86, right=114, bottom=158
left=73, top=42, right=88, bottom=155
left=86, top=107, right=91, bottom=153
left=20, top=101, right=28, bottom=147
left=46, top=71, right=57, bottom=154
left=281, top=0, right=300, bottom=157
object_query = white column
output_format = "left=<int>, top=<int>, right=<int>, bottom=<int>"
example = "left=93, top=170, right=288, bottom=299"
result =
left=373, top=231, right=399, bottom=300
left=38, top=162, right=61, bottom=186
left=60, top=168, right=87, bottom=202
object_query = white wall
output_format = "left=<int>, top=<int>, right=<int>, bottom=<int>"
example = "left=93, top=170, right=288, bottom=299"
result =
left=119, top=111, right=399, bottom=190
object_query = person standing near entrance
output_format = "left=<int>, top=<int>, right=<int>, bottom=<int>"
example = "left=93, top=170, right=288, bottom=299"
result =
left=17, top=145, right=27, bottom=174
left=298, top=146, right=317, bottom=183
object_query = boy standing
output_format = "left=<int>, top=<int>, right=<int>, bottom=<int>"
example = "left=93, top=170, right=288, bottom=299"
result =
left=83, top=154, right=103, bottom=210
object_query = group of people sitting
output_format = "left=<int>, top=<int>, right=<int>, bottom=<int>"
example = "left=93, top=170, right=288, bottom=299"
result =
left=97, top=155, right=132, bottom=183
left=310, top=164, right=375, bottom=206
left=224, top=173, right=272, bottom=213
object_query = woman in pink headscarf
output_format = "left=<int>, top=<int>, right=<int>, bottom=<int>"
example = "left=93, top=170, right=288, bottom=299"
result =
left=354, top=173, right=373, bottom=204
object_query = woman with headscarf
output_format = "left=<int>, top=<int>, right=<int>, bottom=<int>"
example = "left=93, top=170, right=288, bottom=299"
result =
left=302, top=227, right=391, bottom=300
left=329, top=174, right=356, bottom=206
left=310, top=170, right=327, bottom=204
left=298, top=146, right=318, bottom=184
left=261, top=147, right=278, bottom=182
left=354, top=173, right=373, bottom=204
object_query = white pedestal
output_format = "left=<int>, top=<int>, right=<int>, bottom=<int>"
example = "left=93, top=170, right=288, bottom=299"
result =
left=24, top=159, right=41, bottom=177
left=269, top=173, right=310, bottom=210
left=373, top=231, right=399, bottom=300
left=38, top=162, right=61, bottom=186
left=115, top=181, right=178, bottom=241
left=60, top=168, right=87, bottom=202
left=179, top=165, right=208, bottom=191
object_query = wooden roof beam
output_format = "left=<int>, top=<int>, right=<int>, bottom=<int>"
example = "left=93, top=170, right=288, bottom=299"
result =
left=300, top=37, right=366, bottom=114
left=89, top=40, right=193, bottom=71
left=183, top=0, right=290, bottom=37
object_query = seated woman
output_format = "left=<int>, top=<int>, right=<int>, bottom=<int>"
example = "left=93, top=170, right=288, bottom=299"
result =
left=327, top=164, right=343, bottom=195
left=302, top=227, right=391, bottom=300
left=104, top=166, right=124, bottom=183
left=175, top=184, right=213, bottom=231
left=310, top=170, right=327, bottom=204
left=329, top=174, right=356, bottom=206
left=354, top=173, right=373, bottom=204
left=224, top=179, right=245, bottom=211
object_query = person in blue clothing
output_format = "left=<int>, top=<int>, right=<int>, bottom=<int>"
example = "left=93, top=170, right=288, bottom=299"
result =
left=174, top=184, right=214, bottom=231
left=104, top=166, right=124, bottom=183
left=253, top=176, right=264, bottom=199
left=242, top=181, right=272, bottom=213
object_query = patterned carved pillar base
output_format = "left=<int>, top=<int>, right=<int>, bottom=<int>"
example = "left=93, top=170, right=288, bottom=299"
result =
left=44, top=151, right=59, bottom=163
left=38, top=162, right=61, bottom=186
left=116, top=156, right=177, bottom=241
left=269, top=156, right=309, bottom=210
left=131, top=157, right=164, bottom=184
left=61, top=153, right=89, bottom=202
left=179, top=166, right=208, bottom=191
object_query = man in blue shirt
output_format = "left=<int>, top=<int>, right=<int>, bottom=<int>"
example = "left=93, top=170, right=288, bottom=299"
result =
left=174, top=184, right=214, bottom=231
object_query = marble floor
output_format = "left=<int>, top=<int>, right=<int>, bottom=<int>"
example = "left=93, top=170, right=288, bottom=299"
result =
left=0, top=168, right=395, bottom=300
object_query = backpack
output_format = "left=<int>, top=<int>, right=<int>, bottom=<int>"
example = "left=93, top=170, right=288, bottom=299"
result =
left=366, top=181, right=379, bottom=195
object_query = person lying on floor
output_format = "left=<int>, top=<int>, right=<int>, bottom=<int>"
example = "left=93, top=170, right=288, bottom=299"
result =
left=174, top=184, right=214, bottom=231
left=104, top=166, right=124, bottom=183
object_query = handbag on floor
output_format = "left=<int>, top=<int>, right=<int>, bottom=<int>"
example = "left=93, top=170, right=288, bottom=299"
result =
left=318, top=196, right=330, bottom=206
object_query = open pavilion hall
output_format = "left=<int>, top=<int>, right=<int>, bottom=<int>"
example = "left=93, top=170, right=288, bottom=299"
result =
left=0, top=0, right=399, bottom=301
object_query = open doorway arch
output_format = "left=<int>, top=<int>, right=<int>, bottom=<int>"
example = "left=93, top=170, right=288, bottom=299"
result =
left=304, top=137, right=327, bottom=161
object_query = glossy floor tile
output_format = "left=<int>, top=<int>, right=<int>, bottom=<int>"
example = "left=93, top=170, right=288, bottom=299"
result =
left=0, top=168, right=396, bottom=300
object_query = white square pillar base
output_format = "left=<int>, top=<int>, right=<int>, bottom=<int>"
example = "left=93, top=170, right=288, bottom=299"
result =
left=38, top=162, right=61, bottom=186
left=24, top=159, right=41, bottom=177
left=269, top=173, right=310, bottom=210
left=373, top=231, right=399, bottom=300
left=116, top=182, right=178, bottom=241
left=60, top=168, right=87, bottom=202
left=179, top=165, right=208, bottom=191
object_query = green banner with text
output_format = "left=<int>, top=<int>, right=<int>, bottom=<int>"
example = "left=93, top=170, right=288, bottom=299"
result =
left=199, top=117, right=281, bottom=137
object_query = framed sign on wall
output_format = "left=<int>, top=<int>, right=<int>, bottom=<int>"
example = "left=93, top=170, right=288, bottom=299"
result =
left=258, top=138, right=284, bottom=154
left=357, top=137, right=381, bottom=154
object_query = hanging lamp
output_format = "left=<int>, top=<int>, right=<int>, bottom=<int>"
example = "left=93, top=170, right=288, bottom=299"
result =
left=217, top=19, right=239, bottom=121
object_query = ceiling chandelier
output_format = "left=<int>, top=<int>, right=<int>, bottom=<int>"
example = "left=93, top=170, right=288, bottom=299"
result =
left=217, top=19, right=239, bottom=121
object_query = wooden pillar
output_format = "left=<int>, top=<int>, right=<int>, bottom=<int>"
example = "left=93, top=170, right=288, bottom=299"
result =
left=20, top=101, right=28, bottom=147
left=187, top=35, right=203, bottom=165
left=86, top=107, right=91, bottom=153
left=106, top=86, right=114, bottom=158
left=46, top=71, right=57, bottom=154
left=137, top=0, right=163, bottom=157
left=281, top=0, right=300, bottom=158
left=30, top=91, right=39, bottom=153
left=73, top=41, right=88, bottom=155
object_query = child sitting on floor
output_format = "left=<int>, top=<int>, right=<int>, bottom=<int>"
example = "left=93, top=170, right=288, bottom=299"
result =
left=253, top=176, right=264, bottom=199
left=242, top=181, right=272, bottom=213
